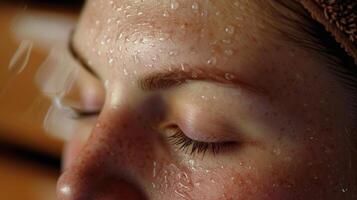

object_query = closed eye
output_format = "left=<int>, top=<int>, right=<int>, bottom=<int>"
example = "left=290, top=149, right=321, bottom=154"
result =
left=167, top=126, right=237, bottom=157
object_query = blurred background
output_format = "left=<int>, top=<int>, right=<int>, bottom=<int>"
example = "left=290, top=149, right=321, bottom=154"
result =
left=0, top=1, right=83, bottom=199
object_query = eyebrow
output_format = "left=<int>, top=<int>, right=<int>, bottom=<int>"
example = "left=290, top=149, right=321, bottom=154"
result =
left=139, top=66, right=265, bottom=94
left=68, top=33, right=264, bottom=94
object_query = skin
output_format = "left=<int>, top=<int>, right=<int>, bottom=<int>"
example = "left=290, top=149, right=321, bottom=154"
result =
left=48, top=0, right=357, bottom=199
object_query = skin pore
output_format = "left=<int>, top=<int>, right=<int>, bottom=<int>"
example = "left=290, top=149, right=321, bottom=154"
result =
left=54, top=0, right=357, bottom=199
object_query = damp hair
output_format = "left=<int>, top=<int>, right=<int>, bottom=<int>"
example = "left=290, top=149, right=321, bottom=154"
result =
left=261, top=1, right=357, bottom=192
left=265, top=1, right=357, bottom=184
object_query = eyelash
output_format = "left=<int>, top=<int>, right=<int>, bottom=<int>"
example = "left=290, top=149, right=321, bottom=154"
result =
left=167, top=128, right=236, bottom=156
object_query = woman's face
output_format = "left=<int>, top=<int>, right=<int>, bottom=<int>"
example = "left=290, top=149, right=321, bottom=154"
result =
left=54, top=0, right=356, bottom=199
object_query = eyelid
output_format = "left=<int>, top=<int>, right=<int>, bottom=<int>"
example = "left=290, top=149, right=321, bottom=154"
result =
left=167, top=126, right=237, bottom=156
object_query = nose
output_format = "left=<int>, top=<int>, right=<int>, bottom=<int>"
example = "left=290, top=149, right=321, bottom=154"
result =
left=56, top=107, right=152, bottom=200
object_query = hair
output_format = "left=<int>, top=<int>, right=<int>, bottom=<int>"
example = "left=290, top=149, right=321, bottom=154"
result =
left=265, top=0, right=357, bottom=194
left=264, top=0, right=357, bottom=121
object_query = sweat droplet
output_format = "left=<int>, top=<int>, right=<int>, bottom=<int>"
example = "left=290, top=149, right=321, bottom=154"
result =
left=233, top=1, right=239, bottom=7
left=225, top=73, right=235, bottom=81
left=108, top=58, right=114, bottom=65
left=192, top=2, right=199, bottom=11
left=224, top=49, right=234, bottom=56
left=153, top=161, right=157, bottom=178
left=8, top=40, right=33, bottom=74
left=158, top=32, right=170, bottom=41
left=225, top=25, right=235, bottom=34
left=207, top=57, right=217, bottom=65
left=170, top=0, right=180, bottom=10
left=123, top=68, right=129, bottom=76
left=163, top=10, right=170, bottom=17
left=169, top=50, right=178, bottom=56
left=174, top=190, right=187, bottom=199
left=222, top=39, right=232, bottom=44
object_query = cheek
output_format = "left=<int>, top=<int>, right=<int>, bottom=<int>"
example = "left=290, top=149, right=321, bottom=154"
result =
left=150, top=141, right=350, bottom=200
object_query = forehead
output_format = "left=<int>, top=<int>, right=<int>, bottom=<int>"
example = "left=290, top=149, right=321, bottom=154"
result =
left=73, top=0, right=276, bottom=80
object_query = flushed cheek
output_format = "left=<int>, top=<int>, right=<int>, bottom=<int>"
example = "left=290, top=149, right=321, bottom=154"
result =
left=147, top=159, right=265, bottom=200
left=147, top=161, right=194, bottom=199
left=176, top=149, right=347, bottom=200
left=181, top=167, right=267, bottom=200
